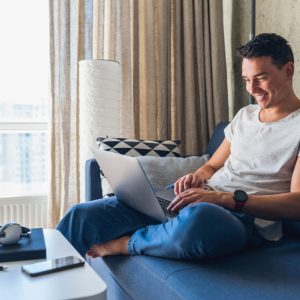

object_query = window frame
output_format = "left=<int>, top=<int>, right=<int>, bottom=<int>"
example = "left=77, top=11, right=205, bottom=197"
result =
left=0, top=121, right=48, bottom=131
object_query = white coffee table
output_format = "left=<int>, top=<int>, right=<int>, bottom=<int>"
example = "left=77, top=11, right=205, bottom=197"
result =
left=0, top=229, right=106, bottom=300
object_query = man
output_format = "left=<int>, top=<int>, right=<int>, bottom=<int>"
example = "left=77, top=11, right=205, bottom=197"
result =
left=58, top=33, right=300, bottom=260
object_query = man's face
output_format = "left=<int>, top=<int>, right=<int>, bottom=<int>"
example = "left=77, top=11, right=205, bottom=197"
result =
left=242, top=56, right=293, bottom=109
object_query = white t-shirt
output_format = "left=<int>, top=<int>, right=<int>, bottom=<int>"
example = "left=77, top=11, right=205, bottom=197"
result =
left=207, top=104, right=300, bottom=241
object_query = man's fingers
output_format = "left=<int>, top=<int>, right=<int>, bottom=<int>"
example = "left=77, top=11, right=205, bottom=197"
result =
left=167, top=189, right=199, bottom=212
left=191, top=175, right=201, bottom=187
left=174, top=174, right=201, bottom=195
left=174, top=178, right=183, bottom=195
left=167, top=194, right=181, bottom=210
left=183, top=175, right=192, bottom=190
left=170, top=195, right=195, bottom=212
left=174, top=181, right=179, bottom=195
left=167, top=190, right=190, bottom=210
left=178, top=179, right=185, bottom=194
left=178, top=178, right=188, bottom=194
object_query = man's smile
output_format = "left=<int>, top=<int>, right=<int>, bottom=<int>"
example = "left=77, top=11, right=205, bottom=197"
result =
left=253, top=92, right=269, bottom=101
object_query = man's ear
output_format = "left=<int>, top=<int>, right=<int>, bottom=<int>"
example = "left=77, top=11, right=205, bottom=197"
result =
left=285, top=62, right=294, bottom=81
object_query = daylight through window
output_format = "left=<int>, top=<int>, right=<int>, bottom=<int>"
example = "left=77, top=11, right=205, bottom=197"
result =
left=0, top=0, right=49, bottom=198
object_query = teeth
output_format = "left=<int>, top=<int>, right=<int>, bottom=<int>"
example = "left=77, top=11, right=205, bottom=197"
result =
left=255, top=93, right=267, bottom=101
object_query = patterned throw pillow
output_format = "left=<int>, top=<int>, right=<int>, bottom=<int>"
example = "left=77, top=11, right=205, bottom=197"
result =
left=96, top=137, right=181, bottom=197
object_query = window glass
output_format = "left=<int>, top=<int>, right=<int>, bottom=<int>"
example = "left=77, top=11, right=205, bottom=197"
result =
left=0, top=132, right=48, bottom=197
left=0, top=0, right=49, bottom=197
left=0, top=0, right=49, bottom=121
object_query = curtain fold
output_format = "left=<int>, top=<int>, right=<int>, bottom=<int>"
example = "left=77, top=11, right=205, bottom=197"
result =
left=116, top=0, right=228, bottom=155
left=49, top=0, right=228, bottom=225
left=223, top=0, right=249, bottom=118
left=48, top=0, right=93, bottom=227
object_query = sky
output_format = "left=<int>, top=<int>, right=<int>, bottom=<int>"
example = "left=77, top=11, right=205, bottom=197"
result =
left=0, top=0, right=49, bottom=104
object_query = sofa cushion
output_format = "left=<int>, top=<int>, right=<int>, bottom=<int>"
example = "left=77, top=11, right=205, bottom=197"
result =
left=91, top=238, right=300, bottom=300
left=137, top=155, right=209, bottom=192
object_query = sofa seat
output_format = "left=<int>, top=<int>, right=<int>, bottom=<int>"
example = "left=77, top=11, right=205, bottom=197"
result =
left=91, top=237, right=300, bottom=300
left=87, top=122, right=300, bottom=299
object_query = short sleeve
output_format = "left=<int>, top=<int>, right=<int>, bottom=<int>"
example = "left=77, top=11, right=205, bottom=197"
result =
left=224, top=122, right=233, bottom=142
left=224, top=108, right=243, bottom=143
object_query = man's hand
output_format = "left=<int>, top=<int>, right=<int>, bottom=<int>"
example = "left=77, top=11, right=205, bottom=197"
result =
left=167, top=188, right=230, bottom=212
left=174, top=173, right=205, bottom=195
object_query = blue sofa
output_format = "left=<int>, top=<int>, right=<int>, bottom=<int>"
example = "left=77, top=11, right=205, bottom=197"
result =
left=86, top=122, right=300, bottom=300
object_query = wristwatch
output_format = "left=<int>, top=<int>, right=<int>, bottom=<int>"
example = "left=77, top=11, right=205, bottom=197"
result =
left=233, top=190, right=248, bottom=212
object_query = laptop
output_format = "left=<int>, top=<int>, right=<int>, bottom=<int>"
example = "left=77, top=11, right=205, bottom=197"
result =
left=94, top=150, right=178, bottom=222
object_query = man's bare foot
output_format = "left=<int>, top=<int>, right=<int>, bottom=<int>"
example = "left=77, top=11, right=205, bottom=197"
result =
left=87, top=236, right=131, bottom=258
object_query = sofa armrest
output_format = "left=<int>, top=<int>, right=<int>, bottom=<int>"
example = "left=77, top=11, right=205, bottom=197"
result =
left=85, top=159, right=103, bottom=201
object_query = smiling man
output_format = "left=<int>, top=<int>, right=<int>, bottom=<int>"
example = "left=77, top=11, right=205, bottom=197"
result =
left=166, top=33, right=300, bottom=242
left=58, top=33, right=300, bottom=260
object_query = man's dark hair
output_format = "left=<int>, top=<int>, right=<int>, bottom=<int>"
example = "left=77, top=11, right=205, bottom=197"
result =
left=237, top=33, right=294, bottom=68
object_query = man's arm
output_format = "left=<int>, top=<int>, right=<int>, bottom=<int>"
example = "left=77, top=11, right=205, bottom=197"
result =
left=194, top=139, right=231, bottom=180
left=174, top=139, right=230, bottom=195
left=228, top=156, right=300, bottom=220
left=170, top=150, right=300, bottom=220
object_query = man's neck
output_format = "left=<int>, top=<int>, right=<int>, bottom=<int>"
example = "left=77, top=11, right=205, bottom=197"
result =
left=259, top=93, right=300, bottom=123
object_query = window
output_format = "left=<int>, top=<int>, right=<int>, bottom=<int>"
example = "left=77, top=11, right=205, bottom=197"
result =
left=0, top=0, right=49, bottom=198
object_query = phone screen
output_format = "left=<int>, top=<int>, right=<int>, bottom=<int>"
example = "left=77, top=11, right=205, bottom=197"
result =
left=22, top=256, right=85, bottom=277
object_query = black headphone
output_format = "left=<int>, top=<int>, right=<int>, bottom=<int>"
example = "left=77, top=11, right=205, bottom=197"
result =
left=0, top=223, right=31, bottom=246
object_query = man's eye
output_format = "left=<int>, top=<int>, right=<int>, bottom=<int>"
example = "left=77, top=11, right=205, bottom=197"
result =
left=257, top=77, right=267, bottom=81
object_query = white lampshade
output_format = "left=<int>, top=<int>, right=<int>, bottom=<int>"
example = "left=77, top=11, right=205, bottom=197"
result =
left=79, top=59, right=121, bottom=201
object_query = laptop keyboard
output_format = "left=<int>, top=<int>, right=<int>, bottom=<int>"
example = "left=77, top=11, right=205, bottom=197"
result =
left=157, top=197, right=178, bottom=218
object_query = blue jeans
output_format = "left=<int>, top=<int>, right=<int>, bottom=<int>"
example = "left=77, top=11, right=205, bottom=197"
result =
left=57, top=197, right=263, bottom=260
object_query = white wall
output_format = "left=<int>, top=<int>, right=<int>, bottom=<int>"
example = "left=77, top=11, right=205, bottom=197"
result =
left=223, top=0, right=300, bottom=118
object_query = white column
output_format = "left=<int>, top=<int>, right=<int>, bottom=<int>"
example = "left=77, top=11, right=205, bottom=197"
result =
left=79, top=59, right=121, bottom=201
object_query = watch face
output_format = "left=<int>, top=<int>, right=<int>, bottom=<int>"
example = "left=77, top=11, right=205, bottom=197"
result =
left=234, top=190, right=248, bottom=202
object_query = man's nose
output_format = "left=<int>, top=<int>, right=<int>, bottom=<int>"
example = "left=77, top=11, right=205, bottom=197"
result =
left=246, top=81, right=258, bottom=94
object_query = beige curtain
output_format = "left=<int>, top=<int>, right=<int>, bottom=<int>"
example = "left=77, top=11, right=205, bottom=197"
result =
left=49, top=0, right=228, bottom=226
left=94, top=0, right=228, bottom=155
left=223, top=0, right=249, bottom=118
left=48, top=0, right=93, bottom=227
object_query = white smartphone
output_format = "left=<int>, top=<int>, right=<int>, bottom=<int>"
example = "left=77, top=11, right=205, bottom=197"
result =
left=21, top=256, right=85, bottom=277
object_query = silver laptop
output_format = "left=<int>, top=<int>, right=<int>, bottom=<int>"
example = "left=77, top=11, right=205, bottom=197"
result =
left=94, top=150, right=177, bottom=222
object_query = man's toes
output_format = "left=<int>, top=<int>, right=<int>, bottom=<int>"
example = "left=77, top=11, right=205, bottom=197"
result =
left=87, top=246, right=101, bottom=257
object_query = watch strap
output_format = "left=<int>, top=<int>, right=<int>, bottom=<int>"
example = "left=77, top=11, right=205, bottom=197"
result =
left=234, top=200, right=246, bottom=212
left=233, top=190, right=248, bottom=212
